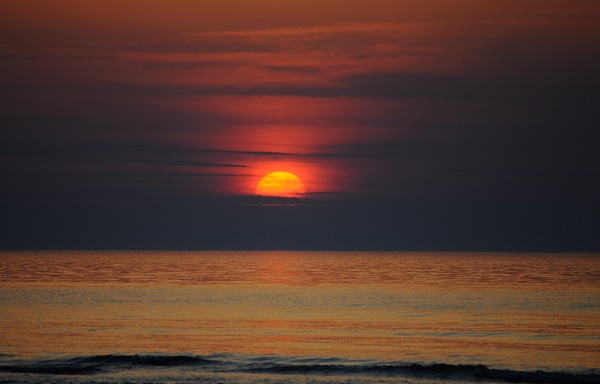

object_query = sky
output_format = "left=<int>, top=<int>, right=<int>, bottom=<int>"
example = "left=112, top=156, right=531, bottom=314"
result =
left=1, top=0, right=599, bottom=251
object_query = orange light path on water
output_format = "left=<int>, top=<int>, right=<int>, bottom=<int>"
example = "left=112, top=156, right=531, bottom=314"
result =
left=1, top=252, right=599, bottom=370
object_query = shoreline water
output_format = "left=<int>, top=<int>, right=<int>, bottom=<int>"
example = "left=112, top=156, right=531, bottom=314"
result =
left=1, top=251, right=599, bottom=383
left=1, top=353, right=599, bottom=384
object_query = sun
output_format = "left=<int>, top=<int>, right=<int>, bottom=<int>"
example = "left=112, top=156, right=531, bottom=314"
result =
left=256, top=171, right=306, bottom=197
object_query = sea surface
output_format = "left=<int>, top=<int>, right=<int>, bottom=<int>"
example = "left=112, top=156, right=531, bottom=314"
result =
left=0, top=251, right=599, bottom=384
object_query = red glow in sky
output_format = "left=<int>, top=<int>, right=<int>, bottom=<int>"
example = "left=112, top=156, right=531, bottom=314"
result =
left=1, top=1, right=599, bottom=250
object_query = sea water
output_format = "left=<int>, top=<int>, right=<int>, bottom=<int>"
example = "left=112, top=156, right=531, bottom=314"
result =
left=0, top=251, right=599, bottom=383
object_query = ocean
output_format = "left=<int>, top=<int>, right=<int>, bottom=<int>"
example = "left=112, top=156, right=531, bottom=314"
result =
left=0, top=251, right=598, bottom=383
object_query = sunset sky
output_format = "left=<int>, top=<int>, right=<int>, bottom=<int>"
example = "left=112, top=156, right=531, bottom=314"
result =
left=2, top=0, right=599, bottom=250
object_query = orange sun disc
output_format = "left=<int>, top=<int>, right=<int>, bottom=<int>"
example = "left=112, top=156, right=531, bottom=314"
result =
left=256, top=171, right=306, bottom=197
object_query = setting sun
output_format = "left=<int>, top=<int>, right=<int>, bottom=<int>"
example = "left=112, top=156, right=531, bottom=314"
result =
left=256, top=171, right=306, bottom=197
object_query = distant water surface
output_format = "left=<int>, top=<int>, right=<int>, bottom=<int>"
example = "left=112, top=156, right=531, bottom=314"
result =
left=1, top=251, right=599, bottom=384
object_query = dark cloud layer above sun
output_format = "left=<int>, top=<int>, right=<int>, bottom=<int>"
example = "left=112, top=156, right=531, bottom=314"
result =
left=1, top=0, right=599, bottom=250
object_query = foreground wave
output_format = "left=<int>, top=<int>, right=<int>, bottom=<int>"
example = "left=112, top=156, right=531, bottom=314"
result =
left=1, top=354, right=598, bottom=383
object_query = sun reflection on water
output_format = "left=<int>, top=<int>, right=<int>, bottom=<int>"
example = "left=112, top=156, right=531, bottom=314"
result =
left=0, top=251, right=599, bottom=371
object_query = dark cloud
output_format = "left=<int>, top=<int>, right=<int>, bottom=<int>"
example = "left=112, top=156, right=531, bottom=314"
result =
left=342, top=71, right=600, bottom=102
left=0, top=142, right=248, bottom=168
left=111, top=172, right=251, bottom=178
left=258, top=65, right=321, bottom=74
left=123, top=160, right=247, bottom=168
left=36, top=64, right=595, bottom=103
left=71, top=143, right=402, bottom=160
left=137, top=60, right=246, bottom=69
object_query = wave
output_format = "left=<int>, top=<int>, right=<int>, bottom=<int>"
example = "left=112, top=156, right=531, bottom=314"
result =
left=0, top=354, right=598, bottom=383
left=68, top=354, right=218, bottom=366
left=245, top=362, right=600, bottom=383
left=0, top=354, right=219, bottom=375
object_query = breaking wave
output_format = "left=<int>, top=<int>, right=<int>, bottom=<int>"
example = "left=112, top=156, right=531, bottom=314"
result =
left=0, top=354, right=598, bottom=383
